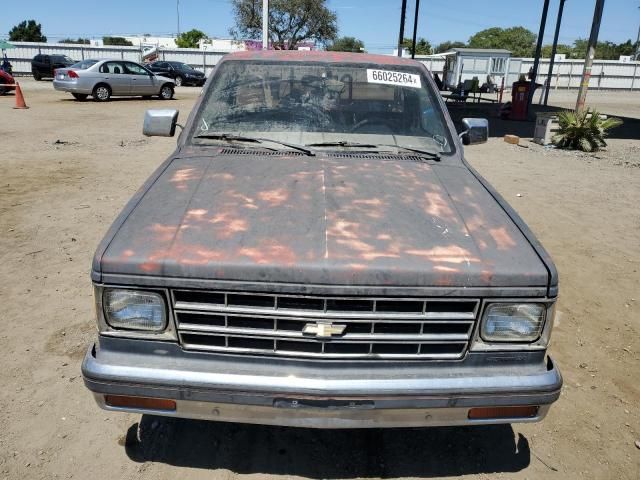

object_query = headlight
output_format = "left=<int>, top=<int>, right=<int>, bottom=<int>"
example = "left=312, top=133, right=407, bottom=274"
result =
left=481, top=303, right=545, bottom=342
left=103, top=289, right=166, bottom=331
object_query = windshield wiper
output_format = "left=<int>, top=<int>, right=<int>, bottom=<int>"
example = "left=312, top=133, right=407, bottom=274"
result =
left=305, top=140, right=440, bottom=160
left=194, top=133, right=315, bottom=156
left=194, top=133, right=260, bottom=143
left=377, top=144, right=441, bottom=161
left=305, top=141, right=378, bottom=148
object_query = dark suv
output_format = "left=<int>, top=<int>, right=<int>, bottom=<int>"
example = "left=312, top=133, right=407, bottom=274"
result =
left=32, top=54, right=75, bottom=80
left=146, top=61, right=206, bottom=87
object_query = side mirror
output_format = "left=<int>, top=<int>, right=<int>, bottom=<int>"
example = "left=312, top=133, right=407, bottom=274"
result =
left=460, top=118, right=489, bottom=145
left=143, top=109, right=179, bottom=137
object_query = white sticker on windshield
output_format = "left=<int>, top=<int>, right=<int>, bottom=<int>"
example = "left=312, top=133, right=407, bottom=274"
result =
left=367, top=69, right=421, bottom=88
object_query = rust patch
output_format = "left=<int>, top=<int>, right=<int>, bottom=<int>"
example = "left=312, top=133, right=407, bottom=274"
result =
left=208, top=212, right=249, bottom=235
left=423, top=190, right=455, bottom=219
left=169, top=168, right=200, bottom=191
left=257, top=188, right=289, bottom=206
left=238, top=245, right=297, bottom=265
left=352, top=198, right=383, bottom=207
left=489, top=226, right=517, bottom=251
left=405, top=246, right=478, bottom=265
left=149, top=223, right=181, bottom=243
left=433, top=265, right=459, bottom=273
left=207, top=172, right=234, bottom=181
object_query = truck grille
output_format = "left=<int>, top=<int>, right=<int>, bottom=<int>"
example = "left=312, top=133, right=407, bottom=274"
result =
left=171, top=290, right=480, bottom=360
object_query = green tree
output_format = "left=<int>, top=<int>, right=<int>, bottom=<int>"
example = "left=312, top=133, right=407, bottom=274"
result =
left=614, top=40, right=635, bottom=57
left=468, top=26, right=536, bottom=57
left=175, top=29, right=207, bottom=48
left=60, top=37, right=90, bottom=45
left=327, top=36, right=364, bottom=52
left=573, top=38, right=637, bottom=60
left=8, top=20, right=47, bottom=42
left=541, top=43, right=573, bottom=58
left=230, top=0, right=337, bottom=50
left=401, top=37, right=432, bottom=55
left=434, top=40, right=466, bottom=53
left=103, top=36, right=133, bottom=46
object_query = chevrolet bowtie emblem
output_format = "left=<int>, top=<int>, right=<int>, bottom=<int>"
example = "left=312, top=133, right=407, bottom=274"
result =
left=302, top=322, right=347, bottom=338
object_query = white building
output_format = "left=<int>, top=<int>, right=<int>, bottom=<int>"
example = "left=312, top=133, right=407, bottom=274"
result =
left=199, top=38, right=246, bottom=52
left=89, top=35, right=245, bottom=52
left=433, top=48, right=512, bottom=91
left=123, top=36, right=179, bottom=48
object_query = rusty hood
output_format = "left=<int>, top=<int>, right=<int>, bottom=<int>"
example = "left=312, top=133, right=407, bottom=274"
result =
left=97, top=152, right=549, bottom=288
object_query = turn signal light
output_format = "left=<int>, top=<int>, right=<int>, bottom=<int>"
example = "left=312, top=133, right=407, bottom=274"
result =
left=105, top=395, right=176, bottom=411
left=468, top=405, right=539, bottom=420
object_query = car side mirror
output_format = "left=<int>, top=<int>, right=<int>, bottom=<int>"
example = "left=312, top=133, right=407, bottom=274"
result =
left=143, top=109, right=179, bottom=137
left=459, top=118, right=489, bottom=145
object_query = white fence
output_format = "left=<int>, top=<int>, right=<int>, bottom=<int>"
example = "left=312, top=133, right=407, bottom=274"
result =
left=5, top=41, right=228, bottom=76
left=6, top=42, right=640, bottom=90
left=506, top=58, right=640, bottom=90
left=416, top=56, right=640, bottom=91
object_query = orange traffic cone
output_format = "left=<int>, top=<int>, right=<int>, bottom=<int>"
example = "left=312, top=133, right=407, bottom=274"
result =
left=13, top=82, right=29, bottom=109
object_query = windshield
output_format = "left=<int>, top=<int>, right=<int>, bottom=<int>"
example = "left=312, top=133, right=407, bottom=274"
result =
left=190, top=60, right=453, bottom=154
left=71, top=59, right=98, bottom=70
left=173, top=62, right=191, bottom=70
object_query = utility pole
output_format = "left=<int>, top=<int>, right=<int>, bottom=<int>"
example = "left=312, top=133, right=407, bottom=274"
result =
left=544, top=0, right=566, bottom=105
left=177, top=0, right=180, bottom=37
left=262, top=0, right=268, bottom=49
left=411, top=0, right=421, bottom=59
left=576, top=0, right=606, bottom=112
left=397, top=0, right=407, bottom=57
left=635, top=6, right=640, bottom=60
left=528, top=0, right=550, bottom=108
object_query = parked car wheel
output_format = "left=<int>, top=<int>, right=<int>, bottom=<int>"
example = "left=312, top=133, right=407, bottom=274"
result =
left=93, top=84, right=111, bottom=102
left=159, top=84, right=174, bottom=100
left=33, top=71, right=42, bottom=81
left=174, top=75, right=183, bottom=87
left=72, top=93, right=88, bottom=101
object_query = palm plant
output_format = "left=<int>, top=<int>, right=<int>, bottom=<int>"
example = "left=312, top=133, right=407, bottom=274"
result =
left=552, top=109, right=622, bottom=152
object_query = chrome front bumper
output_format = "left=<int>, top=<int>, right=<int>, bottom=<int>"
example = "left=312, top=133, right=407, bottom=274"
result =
left=92, top=393, right=552, bottom=428
left=82, top=338, right=562, bottom=429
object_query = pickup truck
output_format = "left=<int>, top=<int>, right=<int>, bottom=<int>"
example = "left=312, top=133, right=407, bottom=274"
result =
left=82, top=50, right=562, bottom=429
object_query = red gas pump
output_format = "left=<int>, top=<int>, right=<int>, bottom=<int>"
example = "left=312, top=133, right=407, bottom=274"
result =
left=509, top=80, right=530, bottom=120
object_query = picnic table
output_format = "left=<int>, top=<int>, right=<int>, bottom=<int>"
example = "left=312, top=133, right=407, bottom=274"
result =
left=441, top=91, right=499, bottom=105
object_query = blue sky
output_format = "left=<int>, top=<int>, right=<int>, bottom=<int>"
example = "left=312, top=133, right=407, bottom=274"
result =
left=2, top=0, right=639, bottom=52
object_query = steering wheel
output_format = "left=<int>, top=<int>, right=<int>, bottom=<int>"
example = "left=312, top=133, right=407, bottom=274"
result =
left=349, top=118, right=395, bottom=133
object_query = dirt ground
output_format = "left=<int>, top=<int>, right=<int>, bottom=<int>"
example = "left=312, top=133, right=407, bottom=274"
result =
left=0, top=80, right=638, bottom=480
